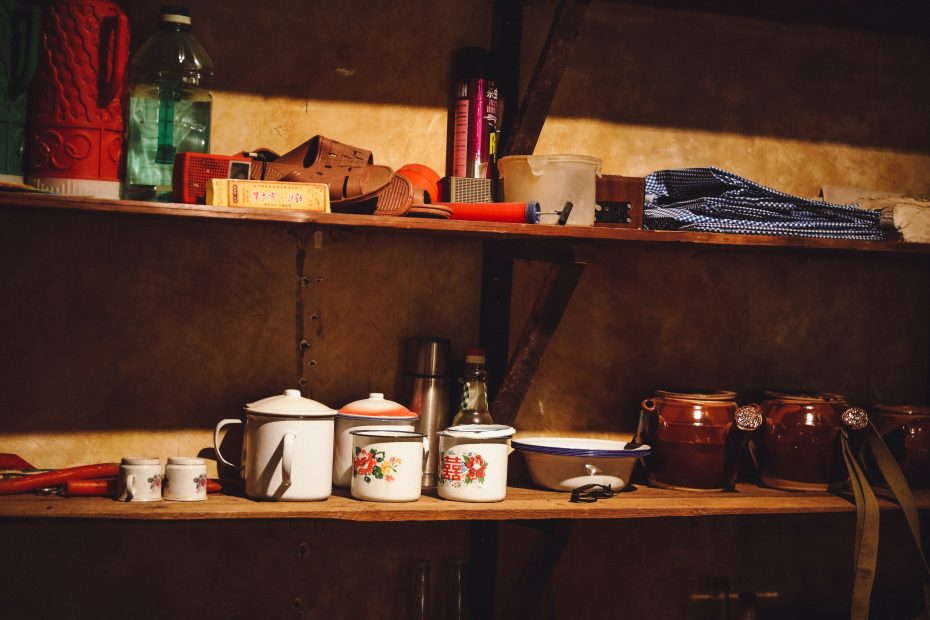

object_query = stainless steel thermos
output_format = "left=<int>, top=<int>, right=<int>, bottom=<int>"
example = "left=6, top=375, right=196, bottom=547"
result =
left=403, top=337, right=451, bottom=487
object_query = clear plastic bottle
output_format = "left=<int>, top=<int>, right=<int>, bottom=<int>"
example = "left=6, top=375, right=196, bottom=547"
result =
left=123, top=6, right=213, bottom=201
left=452, top=348, right=494, bottom=426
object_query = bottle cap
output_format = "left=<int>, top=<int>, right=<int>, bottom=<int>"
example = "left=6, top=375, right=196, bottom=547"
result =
left=161, top=5, right=191, bottom=25
left=465, top=348, right=486, bottom=364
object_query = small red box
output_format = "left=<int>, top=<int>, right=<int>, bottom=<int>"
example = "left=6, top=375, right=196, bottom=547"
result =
left=173, top=153, right=252, bottom=204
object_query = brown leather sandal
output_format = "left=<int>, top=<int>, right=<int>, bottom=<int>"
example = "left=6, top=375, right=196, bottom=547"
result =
left=373, top=174, right=436, bottom=217
left=245, top=135, right=393, bottom=206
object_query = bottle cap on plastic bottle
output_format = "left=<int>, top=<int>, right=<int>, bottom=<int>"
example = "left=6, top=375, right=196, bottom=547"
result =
left=161, top=6, right=191, bottom=25
left=465, top=348, right=486, bottom=364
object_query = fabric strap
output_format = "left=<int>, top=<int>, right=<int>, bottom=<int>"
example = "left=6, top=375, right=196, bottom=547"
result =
left=864, top=423, right=930, bottom=613
left=842, top=430, right=879, bottom=620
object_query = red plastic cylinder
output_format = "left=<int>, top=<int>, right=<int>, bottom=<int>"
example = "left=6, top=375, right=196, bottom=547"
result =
left=441, top=201, right=539, bottom=224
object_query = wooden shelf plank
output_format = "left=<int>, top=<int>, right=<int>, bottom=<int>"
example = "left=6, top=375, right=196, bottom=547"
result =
left=3, top=192, right=930, bottom=255
left=1, top=485, right=927, bottom=522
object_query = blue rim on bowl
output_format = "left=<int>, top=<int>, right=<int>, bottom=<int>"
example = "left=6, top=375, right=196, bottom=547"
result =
left=511, top=437, right=650, bottom=458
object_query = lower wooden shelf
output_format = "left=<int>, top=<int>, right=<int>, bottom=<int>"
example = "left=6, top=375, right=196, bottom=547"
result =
left=1, top=485, right=926, bottom=522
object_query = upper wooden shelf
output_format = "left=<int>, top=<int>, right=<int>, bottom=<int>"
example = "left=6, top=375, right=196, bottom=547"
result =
left=1, top=485, right=926, bottom=522
left=3, top=192, right=930, bottom=256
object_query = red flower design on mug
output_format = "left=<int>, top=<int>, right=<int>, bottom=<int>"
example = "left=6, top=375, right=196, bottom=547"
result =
left=465, top=454, right=486, bottom=483
left=353, top=448, right=377, bottom=478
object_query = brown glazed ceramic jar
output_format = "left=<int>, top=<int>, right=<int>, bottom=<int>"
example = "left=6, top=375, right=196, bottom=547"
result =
left=871, top=405, right=930, bottom=489
left=638, top=390, right=763, bottom=491
left=756, top=392, right=868, bottom=491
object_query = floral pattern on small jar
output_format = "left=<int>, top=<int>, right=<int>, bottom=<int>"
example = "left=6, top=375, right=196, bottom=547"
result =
left=194, top=473, right=207, bottom=491
left=148, top=474, right=162, bottom=491
left=352, top=447, right=402, bottom=483
left=439, top=450, right=487, bottom=488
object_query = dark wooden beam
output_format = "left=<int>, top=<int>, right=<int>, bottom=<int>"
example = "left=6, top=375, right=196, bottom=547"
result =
left=505, top=0, right=593, bottom=156
left=492, top=0, right=523, bottom=162
left=500, top=520, right=572, bottom=619
left=479, top=240, right=514, bottom=400
left=491, top=260, right=585, bottom=426
left=467, top=521, right=499, bottom=619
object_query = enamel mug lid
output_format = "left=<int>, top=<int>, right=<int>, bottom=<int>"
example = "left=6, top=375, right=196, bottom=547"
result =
left=337, top=393, right=418, bottom=421
left=245, top=389, right=336, bottom=418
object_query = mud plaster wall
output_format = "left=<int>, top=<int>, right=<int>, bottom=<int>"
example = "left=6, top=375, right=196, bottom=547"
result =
left=0, top=211, right=481, bottom=469
left=124, top=0, right=930, bottom=198
left=2, top=1, right=929, bottom=618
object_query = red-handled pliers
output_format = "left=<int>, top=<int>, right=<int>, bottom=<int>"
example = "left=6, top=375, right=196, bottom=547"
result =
left=0, top=463, right=120, bottom=495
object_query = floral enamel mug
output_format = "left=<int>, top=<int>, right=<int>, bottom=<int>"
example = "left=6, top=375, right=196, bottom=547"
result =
left=163, top=457, right=208, bottom=501
left=349, top=429, right=428, bottom=502
left=116, top=457, right=162, bottom=502
left=437, top=424, right=516, bottom=502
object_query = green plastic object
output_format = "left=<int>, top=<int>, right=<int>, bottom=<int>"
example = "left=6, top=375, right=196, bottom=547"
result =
left=0, top=0, right=39, bottom=181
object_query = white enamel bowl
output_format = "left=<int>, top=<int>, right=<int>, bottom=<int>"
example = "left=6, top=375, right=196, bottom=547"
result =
left=511, top=437, right=650, bottom=492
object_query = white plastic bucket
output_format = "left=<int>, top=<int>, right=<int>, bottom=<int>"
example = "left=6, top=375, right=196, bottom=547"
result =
left=497, top=154, right=602, bottom=226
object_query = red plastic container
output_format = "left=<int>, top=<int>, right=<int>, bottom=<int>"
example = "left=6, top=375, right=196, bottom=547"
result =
left=26, top=0, right=129, bottom=197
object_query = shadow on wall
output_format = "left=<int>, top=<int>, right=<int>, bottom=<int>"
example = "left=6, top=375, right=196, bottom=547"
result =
left=124, top=0, right=930, bottom=151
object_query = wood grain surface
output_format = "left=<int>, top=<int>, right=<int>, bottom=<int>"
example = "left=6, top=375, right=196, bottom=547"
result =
left=2, top=192, right=930, bottom=254
left=2, top=485, right=926, bottom=521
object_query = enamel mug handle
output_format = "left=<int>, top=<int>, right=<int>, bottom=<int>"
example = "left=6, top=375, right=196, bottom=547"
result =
left=125, top=473, right=136, bottom=501
left=214, top=419, right=243, bottom=469
left=422, top=436, right=431, bottom=470
left=281, top=432, right=296, bottom=486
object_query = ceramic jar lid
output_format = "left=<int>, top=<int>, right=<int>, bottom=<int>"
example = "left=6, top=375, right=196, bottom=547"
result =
left=655, top=388, right=737, bottom=402
left=337, top=393, right=418, bottom=421
left=245, top=389, right=336, bottom=418
left=874, top=404, right=930, bottom=417
left=440, top=424, right=516, bottom=439
left=763, top=390, right=846, bottom=403
left=167, top=457, right=205, bottom=466
left=121, top=457, right=160, bottom=466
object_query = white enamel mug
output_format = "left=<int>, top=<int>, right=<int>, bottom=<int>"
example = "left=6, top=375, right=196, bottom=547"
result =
left=437, top=424, right=515, bottom=502
left=116, top=457, right=163, bottom=502
left=333, top=393, right=418, bottom=489
left=349, top=430, right=429, bottom=502
left=215, top=389, right=336, bottom=501
left=163, top=457, right=208, bottom=501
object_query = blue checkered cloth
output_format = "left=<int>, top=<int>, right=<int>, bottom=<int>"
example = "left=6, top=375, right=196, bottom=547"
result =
left=644, top=167, right=882, bottom=240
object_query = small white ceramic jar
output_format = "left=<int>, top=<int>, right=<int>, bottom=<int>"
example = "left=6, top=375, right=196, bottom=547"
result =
left=437, top=424, right=515, bottom=503
left=215, top=389, right=336, bottom=501
left=349, top=429, right=428, bottom=503
left=163, top=457, right=208, bottom=501
left=116, top=457, right=162, bottom=502
left=333, top=393, right=418, bottom=489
